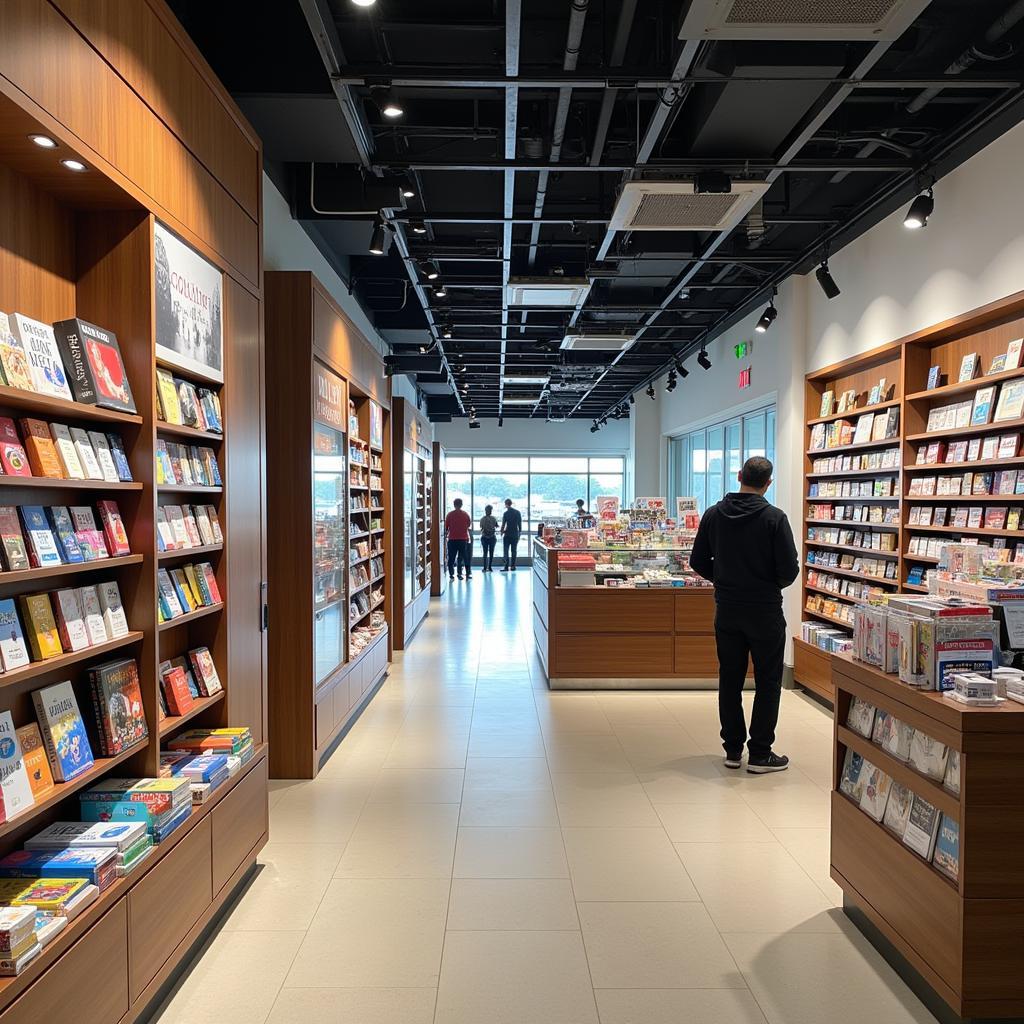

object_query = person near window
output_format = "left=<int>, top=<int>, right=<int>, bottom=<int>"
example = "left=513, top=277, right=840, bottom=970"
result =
left=689, top=456, right=799, bottom=774
left=478, top=504, right=498, bottom=572
left=499, top=498, right=522, bottom=571
left=444, top=498, right=473, bottom=580
left=573, top=498, right=595, bottom=528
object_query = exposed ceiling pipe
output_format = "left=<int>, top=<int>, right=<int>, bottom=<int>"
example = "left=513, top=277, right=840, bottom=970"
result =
left=589, top=0, right=639, bottom=166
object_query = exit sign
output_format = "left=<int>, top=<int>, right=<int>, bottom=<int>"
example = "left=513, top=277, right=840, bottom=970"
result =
left=734, top=341, right=751, bottom=359
left=738, top=367, right=751, bottom=389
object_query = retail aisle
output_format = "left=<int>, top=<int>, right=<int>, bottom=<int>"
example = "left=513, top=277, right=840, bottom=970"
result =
left=154, top=573, right=935, bottom=1024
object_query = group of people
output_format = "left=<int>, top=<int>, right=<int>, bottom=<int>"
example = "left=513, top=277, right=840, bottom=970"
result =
left=443, top=497, right=523, bottom=579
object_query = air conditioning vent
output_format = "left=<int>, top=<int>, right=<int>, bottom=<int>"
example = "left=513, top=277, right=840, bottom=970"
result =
left=679, top=0, right=930, bottom=41
left=506, top=277, right=592, bottom=308
left=501, top=393, right=544, bottom=405
left=608, top=181, right=771, bottom=233
left=560, top=334, right=635, bottom=352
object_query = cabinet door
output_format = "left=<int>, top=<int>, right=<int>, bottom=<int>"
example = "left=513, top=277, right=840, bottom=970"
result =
left=314, top=412, right=348, bottom=683
left=213, top=757, right=269, bottom=893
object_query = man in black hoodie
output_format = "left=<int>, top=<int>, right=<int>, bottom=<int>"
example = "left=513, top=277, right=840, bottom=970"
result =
left=690, top=456, right=799, bottom=774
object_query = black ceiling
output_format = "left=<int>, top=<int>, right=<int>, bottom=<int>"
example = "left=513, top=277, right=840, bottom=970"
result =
left=170, top=0, right=1024, bottom=421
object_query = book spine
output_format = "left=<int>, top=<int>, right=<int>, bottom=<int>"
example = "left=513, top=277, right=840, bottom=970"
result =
left=30, top=691, right=64, bottom=783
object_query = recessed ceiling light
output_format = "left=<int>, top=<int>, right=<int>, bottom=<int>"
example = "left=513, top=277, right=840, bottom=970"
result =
left=434, top=285, right=447, bottom=298
left=402, top=187, right=416, bottom=199
left=29, top=134, right=57, bottom=149
left=411, top=220, right=427, bottom=235
left=351, top=0, right=376, bottom=6
left=378, top=88, right=404, bottom=119
left=60, top=159, right=87, bottom=172
left=502, top=375, right=549, bottom=385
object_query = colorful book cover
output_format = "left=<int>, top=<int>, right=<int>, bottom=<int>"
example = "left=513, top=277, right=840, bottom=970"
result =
left=0, top=314, right=34, bottom=391
left=188, top=647, right=222, bottom=696
left=8, top=314, right=72, bottom=401
left=155, top=507, right=176, bottom=551
left=31, top=680, right=94, bottom=783
left=9, top=877, right=93, bottom=914
left=0, top=847, right=116, bottom=888
left=95, top=500, right=130, bottom=557
left=0, top=418, right=31, bottom=477
left=15, top=723, right=53, bottom=801
left=53, top=588, right=90, bottom=652
left=19, top=592, right=61, bottom=660
left=0, top=507, right=29, bottom=571
left=1007, top=338, right=1023, bottom=370
left=199, top=563, right=222, bottom=603
left=182, top=511, right=202, bottom=548
left=52, top=318, right=136, bottom=412
left=69, top=428, right=103, bottom=480
left=170, top=568, right=197, bottom=611
left=47, top=507, right=84, bottom=564
left=90, top=658, right=147, bottom=755
left=68, top=506, right=108, bottom=561
left=24, top=821, right=95, bottom=849
left=882, top=784, right=913, bottom=839
left=164, top=506, right=189, bottom=548
left=157, top=569, right=183, bottom=619
left=206, top=507, right=223, bottom=544
left=156, top=369, right=181, bottom=424
left=970, top=386, right=996, bottom=425
left=49, top=423, right=84, bottom=480
left=97, top=581, right=129, bottom=639
left=957, top=352, right=979, bottom=383
left=177, top=382, right=201, bottom=426
left=77, top=586, right=107, bottom=646
left=858, top=762, right=892, bottom=822
left=161, top=666, right=194, bottom=715
left=87, top=431, right=120, bottom=483
left=902, top=794, right=942, bottom=860
left=19, top=418, right=63, bottom=479
left=105, top=433, right=133, bottom=482
left=994, top=379, right=1024, bottom=422
left=0, top=711, right=33, bottom=822
left=0, top=599, right=29, bottom=674
left=69, top=821, right=147, bottom=852
left=183, top=564, right=207, bottom=606
left=177, top=754, right=228, bottom=783
left=18, top=506, right=60, bottom=568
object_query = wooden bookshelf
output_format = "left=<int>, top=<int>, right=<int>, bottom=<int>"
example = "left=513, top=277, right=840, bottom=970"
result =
left=0, top=6, right=268, bottom=1020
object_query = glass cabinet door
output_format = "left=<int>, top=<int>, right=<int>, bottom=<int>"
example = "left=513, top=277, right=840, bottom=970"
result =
left=314, top=422, right=347, bottom=683
left=404, top=450, right=417, bottom=600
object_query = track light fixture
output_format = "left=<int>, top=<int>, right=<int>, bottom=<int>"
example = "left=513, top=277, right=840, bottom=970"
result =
left=904, top=187, right=934, bottom=230
left=418, top=339, right=437, bottom=355
left=754, top=298, right=777, bottom=334
left=697, top=347, right=712, bottom=370
left=673, top=357, right=689, bottom=378
left=498, top=416, right=504, bottom=427
left=666, top=370, right=678, bottom=393
left=629, top=393, right=635, bottom=405
left=420, top=261, right=439, bottom=281
left=368, top=218, right=387, bottom=255
left=351, top=0, right=377, bottom=6
left=815, top=259, right=841, bottom=300
left=590, top=422, right=599, bottom=433
left=433, top=284, right=447, bottom=298
left=646, top=384, right=656, bottom=400
left=375, top=87, right=404, bottom=119
left=411, top=220, right=427, bottom=235
left=441, top=324, right=453, bottom=340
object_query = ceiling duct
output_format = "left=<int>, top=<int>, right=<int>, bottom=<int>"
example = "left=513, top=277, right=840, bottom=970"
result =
left=678, top=0, right=931, bottom=42
left=560, top=334, right=636, bottom=352
left=506, top=277, right=592, bottom=308
left=608, top=181, right=771, bottom=233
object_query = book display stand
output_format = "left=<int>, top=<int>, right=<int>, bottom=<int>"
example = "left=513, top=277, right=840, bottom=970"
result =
left=265, top=272, right=391, bottom=779
left=430, top=442, right=449, bottom=597
left=0, top=4, right=268, bottom=1020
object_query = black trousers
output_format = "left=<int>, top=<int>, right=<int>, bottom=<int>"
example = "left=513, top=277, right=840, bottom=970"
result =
left=714, top=603, right=786, bottom=759
left=481, top=535, right=496, bottom=569
left=447, top=539, right=469, bottom=576
left=502, top=534, right=520, bottom=568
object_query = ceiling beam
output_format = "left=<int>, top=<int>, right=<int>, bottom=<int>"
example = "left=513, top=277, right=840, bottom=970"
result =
left=375, top=158, right=911, bottom=172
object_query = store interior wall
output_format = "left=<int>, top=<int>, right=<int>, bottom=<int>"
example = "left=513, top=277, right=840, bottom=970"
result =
left=433, top=416, right=629, bottom=455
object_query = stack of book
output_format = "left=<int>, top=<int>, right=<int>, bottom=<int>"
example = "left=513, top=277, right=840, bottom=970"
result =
left=0, top=845, right=118, bottom=893
left=167, top=727, right=253, bottom=775
left=155, top=503, right=223, bottom=552
left=0, top=905, right=40, bottom=976
left=155, top=441, right=222, bottom=487
left=155, top=368, right=222, bottom=432
left=25, top=820, right=152, bottom=878
left=157, top=562, right=221, bottom=622
left=79, top=776, right=192, bottom=844
left=2, top=875, right=95, bottom=927
left=161, top=752, right=230, bottom=805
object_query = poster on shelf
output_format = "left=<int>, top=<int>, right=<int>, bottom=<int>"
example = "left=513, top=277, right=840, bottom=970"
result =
left=675, top=497, right=701, bottom=530
left=635, top=497, right=667, bottom=516
left=595, top=496, right=619, bottom=521
left=313, top=361, right=346, bottom=431
left=369, top=401, right=383, bottom=449
left=154, top=221, right=224, bottom=383
left=559, top=530, right=589, bottom=549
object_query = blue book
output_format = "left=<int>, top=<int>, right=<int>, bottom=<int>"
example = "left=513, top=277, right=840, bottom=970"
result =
left=154, top=803, right=191, bottom=843
left=933, top=815, right=960, bottom=881
left=0, top=846, right=115, bottom=885
left=31, top=680, right=94, bottom=783
left=80, top=798, right=155, bottom=827
left=19, top=505, right=61, bottom=567
left=177, top=754, right=228, bottom=783
left=105, top=434, right=133, bottom=482
left=47, top=506, right=84, bottom=563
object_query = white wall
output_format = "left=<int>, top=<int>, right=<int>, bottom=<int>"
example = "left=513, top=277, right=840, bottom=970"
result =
left=434, top=416, right=629, bottom=454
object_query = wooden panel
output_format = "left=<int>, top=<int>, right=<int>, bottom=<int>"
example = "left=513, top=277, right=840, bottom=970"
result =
left=212, top=756, right=268, bottom=893
left=313, top=284, right=389, bottom=405
left=0, top=899, right=128, bottom=1024
left=553, top=635, right=674, bottom=677
left=961, top=746, right=1024, bottom=899
left=793, top=639, right=834, bottom=702
left=674, top=591, right=715, bottom=632
left=673, top=635, right=724, bottom=678
left=831, top=792, right=961, bottom=989
left=962, top=897, right=1024, bottom=1004
left=128, top=816, right=213, bottom=1001
left=554, top=590, right=674, bottom=633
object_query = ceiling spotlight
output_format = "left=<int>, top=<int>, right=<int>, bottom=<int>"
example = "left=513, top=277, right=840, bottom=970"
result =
left=498, top=416, right=504, bottom=427
left=441, top=325, right=453, bottom=339
left=646, top=384, right=656, bottom=400
left=673, top=357, right=689, bottom=378
left=411, top=220, right=427, bottom=235
left=666, top=370, right=678, bottom=393
left=60, top=159, right=87, bottom=172
left=815, top=260, right=841, bottom=300
left=434, top=284, right=447, bottom=298
left=402, top=182, right=416, bottom=198
left=904, top=187, right=934, bottom=230
left=457, top=363, right=467, bottom=375
left=29, top=134, right=57, bottom=148
left=377, top=88, right=404, bottom=119
left=697, top=347, right=712, bottom=370
left=420, top=261, right=439, bottom=281
left=754, top=301, right=777, bottom=334
left=418, top=339, right=437, bottom=355
left=351, top=0, right=377, bottom=6
left=590, top=424, right=598, bottom=434
left=368, top=219, right=387, bottom=255
left=629, top=393, right=635, bottom=405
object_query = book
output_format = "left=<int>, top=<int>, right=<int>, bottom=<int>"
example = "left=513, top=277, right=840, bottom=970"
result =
left=161, top=666, right=194, bottom=716
left=9, top=877, right=96, bottom=918
left=97, top=581, right=129, bottom=639
left=15, top=723, right=53, bottom=802
left=988, top=353, right=1007, bottom=374
left=902, top=794, right=942, bottom=860
left=96, top=500, right=130, bottom=556
left=0, top=712, right=33, bottom=822
left=188, top=647, right=222, bottom=696
left=0, top=314, right=33, bottom=391
left=69, top=820, right=148, bottom=852
left=20, top=419, right=63, bottom=478
left=958, top=352, right=979, bottom=383
left=87, top=431, right=120, bottom=483
left=925, top=365, right=941, bottom=390
left=105, top=434, right=132, bottom=482
left=155, top=507, right=175, bottom=552
left=19, top=593, right=61, bottom=660
left=164, top=506, right=189, bottom=549
left=52, top=318, right=136, bottom=412
left=881, top=781, right=914, bottom=837
left=47, top=506, right=84, bottom=564
left=68, top=506, right=108, bottom=561
left=944, top=750, right=960, bottom=795
left=845, top=696, right=876, bottom=738
left=31, top=680, right=94, bottom=782
left=157, top=570, right=183, bottom=621
left=170, top=568, right=197, bottom=611
left=178, top=382, right=202, bottom=427
left=8, top=314, right=72, bottom=400
left=0, top=600, right=29, bottom=673
left=0, top=419, right=31, bottom=478
left=0, top=508, right=29, bottom=572
left=206, top=507, right=223, bottom=544
left=199, top=563, right=221, bottom=603
left=0, top=906, right=36, bottom=950
left=858, top=762, right=892, bottom=822
left=997, top=433, right=1020, bottom=459
left=1007, top=338, right=1024, bottom=370
left=53, top=588, right=90, bottom=652
left=0, top=942, right=40, bottom=976
left=880, top=716, right=914, bottom=762
left=18, top=506, right=60, bottom=568
left=932, top=815, right=959, bottom=882
left=48, top=423, right=84, bottom=479
left=0, top=847, right=116, bottom=889
left=819, top=391, right=834, bottom=418
left=183, top=564, right=205, bottom=606
left=853, top=414, right=874, bottom=445
left=839, top=749, right=865, bottom=801
left=971, top=386, right=996, bottom=425
left=77, top=586, right=107, bottom=646
left=89, top=658, right=147, bottom=755
left=69, top=428, right=103, bottom=480
left=23, top=821, right=95, bottom=849
left=156, top=369, right=181, bottom=424
left=908, top=731, right=950, bottom=780
left=994, top=379, right=1024, bottom=421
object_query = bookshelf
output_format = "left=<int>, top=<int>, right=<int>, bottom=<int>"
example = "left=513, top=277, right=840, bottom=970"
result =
left=431, top=442, right=449, bottom=596
left=0, top=4, right=268, bottom=1020
left=265, top=272, right=391, bottom=779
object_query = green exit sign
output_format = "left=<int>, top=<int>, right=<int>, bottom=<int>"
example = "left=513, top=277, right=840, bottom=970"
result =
left=734, top=341, right=751, bottom=359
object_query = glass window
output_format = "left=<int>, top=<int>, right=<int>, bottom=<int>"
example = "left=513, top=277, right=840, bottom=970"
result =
left=726, top=419, right=741, bottom=492
left=589, top=474, right=623, bottom=505
left=473, top=473, right=527, bottom=521
left=689, top=429, right=707, bottom=513
left=706, top=426, right=725, bottom=508
left=447, top=456, right=472, bottom=472
left=531, top=456, right=588, bottom=474
left=589, top=457, right=625, bottom=473
left=473, top=456, right=528, bottom=474
left=447, top=473, right=472, bottom=514
left=743, top=411, right=766, bottom=460
left=530, top=473, right=587, bottom=522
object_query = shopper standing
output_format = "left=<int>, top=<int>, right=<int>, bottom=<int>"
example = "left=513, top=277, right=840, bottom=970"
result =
left=690, top=456, right=799, bottom=774
left=500, top=497, right=522, bottom=571
left=478, top=504, right=498, bottom=572
left=444, top=498, right=473, bottom=580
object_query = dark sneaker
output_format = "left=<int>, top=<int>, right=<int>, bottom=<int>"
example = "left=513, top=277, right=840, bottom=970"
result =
left=500, top=567, right=510, bottom=572
left=466, top=573, right=473, bottom=579
left=724, top=751, right=743, bottom=769
left=747, top=752, right=789, bottom=774
left=449, top=574, right=455, bottom=580
left=457, top=574, right=463, bottom=580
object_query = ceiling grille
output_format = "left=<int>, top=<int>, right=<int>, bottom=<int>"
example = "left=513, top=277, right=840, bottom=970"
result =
left=608, top=181, right=770, bottom=233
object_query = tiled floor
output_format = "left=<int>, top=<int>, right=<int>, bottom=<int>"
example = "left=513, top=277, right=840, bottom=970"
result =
left=153, top=572, right=937, bottom=1024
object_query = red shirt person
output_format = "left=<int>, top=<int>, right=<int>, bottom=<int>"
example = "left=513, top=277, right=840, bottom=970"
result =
left=444, top=499, right=473, bottom=579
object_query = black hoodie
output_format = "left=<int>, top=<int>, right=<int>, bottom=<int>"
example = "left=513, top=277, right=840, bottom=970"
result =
left=689, top=492, right=799, bottom=607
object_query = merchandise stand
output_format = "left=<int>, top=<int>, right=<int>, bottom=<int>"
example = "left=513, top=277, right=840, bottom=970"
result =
left=831, top=656, right=1024, bottom=1021
left=0, top=3, right=269, bottom=1020
left=798, top=291, right=1024, bottom=701
left=265, top=271, right=391, bottom=779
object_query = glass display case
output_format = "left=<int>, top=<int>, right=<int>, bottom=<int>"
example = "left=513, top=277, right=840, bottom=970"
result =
left=404, top=450, right=418, bottom=600
left=538, top=540, right=709, bottom=589
left=313, top=419, right=348, bottom=683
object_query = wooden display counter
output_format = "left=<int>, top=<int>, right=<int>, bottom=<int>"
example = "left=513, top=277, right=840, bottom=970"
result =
left=831, top=656, right=1024, bottom=1021
left=533, top=541, right=742, bottom=689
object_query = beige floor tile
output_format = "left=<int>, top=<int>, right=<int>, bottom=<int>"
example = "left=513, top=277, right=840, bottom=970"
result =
left=544, top=733, right=633, bottom=772
left=435, top=930, right=599, bottom=1024
left=335, top=804, right=459, bottom=878
left=467, top=727, right=547, bottom=757
left=674, top=843, right=840, bottom=933
left=577, top=902, right=746, bottom=989
left=266, top=987, right=436, bottom=1024
left=552, top=772, right=660, bottom=827
left=739, top=782, right=831, bottom=828
left=270, top=781, right=368, bottom=844
left=454, top=826, right=569, bottom=878
left=562, top=828, right=698, bottom=901
left=156, top=930, right=303, bottom=1024
left=772, top=827, right=844, bottom=904
left=654, top=802, right=776, bottom=843
left=723, top=931, right=937, bottom=1024
left=367, top=767, right=465, bottom=803
left=221, top=843, right=344, bottom=932
left=459, top=787, right=560, bottom=826
left=638, top=762, right=748, bottom=806
left=594, top=989, right=768, bottom=1024
left=285, top=878, right=449, bottom=988
left=464, top=755, right=551, bottom=790
left=447, top=878, right=580, bottom=930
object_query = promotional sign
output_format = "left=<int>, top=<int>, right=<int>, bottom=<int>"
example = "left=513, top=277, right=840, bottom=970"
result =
left=675, top=497, right=701, bottom=530
left=154, top=222, right=224, bottom=382
left=313, top=361, right=346, bottom=430
left=369, top=400, right=384, bottom=448
left=595, top=495, right=620, bottom=521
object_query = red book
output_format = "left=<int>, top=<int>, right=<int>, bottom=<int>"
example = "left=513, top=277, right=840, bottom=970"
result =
left=200, top=563, right=222, bottom=603
left=161, top=666, right=195, bottom=716
left=96, top=500, right=131, bottom=556
left=0, top=418, right=32, bottom=476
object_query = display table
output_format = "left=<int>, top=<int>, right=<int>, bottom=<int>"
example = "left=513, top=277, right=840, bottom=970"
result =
left=533, top=539, right=741, bottom=689
left=830, top=655, right=1024, bottom=1021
